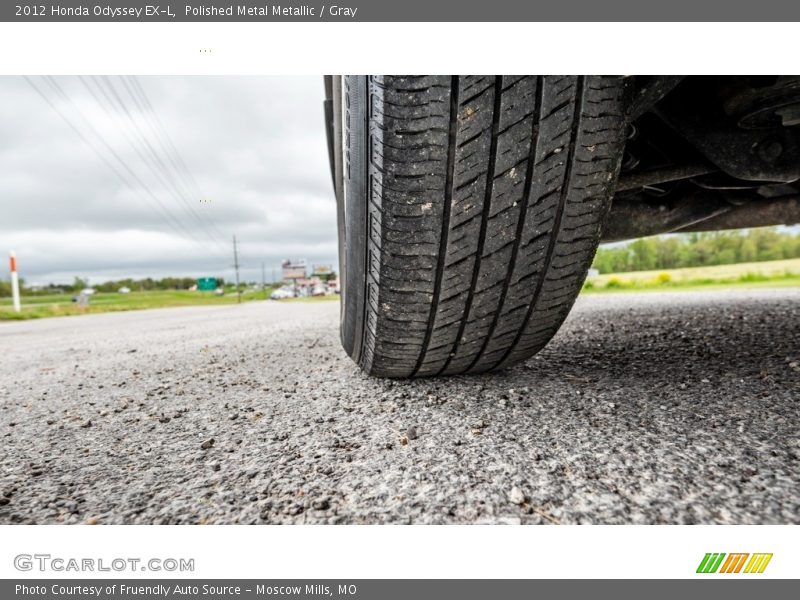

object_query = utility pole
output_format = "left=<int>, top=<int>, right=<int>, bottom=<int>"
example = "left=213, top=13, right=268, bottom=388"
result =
left=232, top=235, right=241, bottom=304
left=261, top=262, right=267, bottom=299
left=9, top=250, right=21, bottom=313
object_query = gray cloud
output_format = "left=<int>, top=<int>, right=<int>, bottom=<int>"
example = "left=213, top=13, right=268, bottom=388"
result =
left=0, top=75, right=336, bottom=284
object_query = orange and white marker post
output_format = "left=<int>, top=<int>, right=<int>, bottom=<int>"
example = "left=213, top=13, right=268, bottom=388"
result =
left=9, top=250, right=21, bottom=313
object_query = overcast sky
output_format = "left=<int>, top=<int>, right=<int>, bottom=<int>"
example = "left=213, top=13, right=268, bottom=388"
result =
left=0, top=76, right=335, bottom=285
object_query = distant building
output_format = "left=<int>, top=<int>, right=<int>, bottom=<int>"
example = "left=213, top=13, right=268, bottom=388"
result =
left=312, top=264, right=333, bottom=278
left=282, top=259, right=307, bottom=280
left=289, top=276, right=339, bottom=296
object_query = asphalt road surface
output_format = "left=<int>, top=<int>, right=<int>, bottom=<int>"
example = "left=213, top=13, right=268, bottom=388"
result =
left=1, top=288, right=798, bottom=524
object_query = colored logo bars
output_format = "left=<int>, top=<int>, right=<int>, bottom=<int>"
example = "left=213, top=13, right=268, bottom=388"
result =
left=696, top=553, right=773, bottom=574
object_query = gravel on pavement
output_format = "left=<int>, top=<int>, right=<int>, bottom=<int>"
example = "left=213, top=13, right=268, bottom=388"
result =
left=0, top=288, right=798, bottom=524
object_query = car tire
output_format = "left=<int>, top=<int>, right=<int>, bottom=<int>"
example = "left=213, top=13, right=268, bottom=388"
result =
left=332, top=75, right=627, bottom=378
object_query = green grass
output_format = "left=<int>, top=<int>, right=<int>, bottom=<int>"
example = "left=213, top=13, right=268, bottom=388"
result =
left=5, top=259, right=794, bottom=320
left=582, top=258, right=800, bottom=294
left=0, top=288, right=276, bottom=321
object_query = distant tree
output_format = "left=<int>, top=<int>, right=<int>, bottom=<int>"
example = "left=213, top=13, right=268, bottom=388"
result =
left=72, top=277, right=89, bottom=292
left=593, top=227, right=800, bottom=273
left=738, top=236, right=757, bottom=263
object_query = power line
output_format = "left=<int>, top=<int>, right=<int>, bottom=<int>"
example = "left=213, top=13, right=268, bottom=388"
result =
left=26, top=76, right=201, bottom=248
left=127, top=76, right=228, bottom=242
left=114, top=76, right=223, bottom=241
left=44, top=76, right=201, bottom=245
left=82, top=75, right=228, bottom=252
left=26, top=76, right=228, bottom=264
left=127, top=78, right=204, bottom=200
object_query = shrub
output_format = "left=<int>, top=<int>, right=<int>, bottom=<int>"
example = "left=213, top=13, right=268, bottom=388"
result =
left=739, top=272, right=769, bottom=283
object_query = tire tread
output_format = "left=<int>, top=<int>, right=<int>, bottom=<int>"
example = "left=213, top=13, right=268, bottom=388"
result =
left=350, top=75, right=626, bottom=377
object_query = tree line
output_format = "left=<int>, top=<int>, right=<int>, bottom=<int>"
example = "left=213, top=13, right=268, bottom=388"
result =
left=2, top=228, right=797, bottom=296
left=0, top=276, right=227, bottom=297
left=593, top=227, right=800, bottom=274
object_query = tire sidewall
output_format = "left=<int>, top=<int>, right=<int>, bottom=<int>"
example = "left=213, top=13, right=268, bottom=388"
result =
left=335, top=76, right=368, bottom=364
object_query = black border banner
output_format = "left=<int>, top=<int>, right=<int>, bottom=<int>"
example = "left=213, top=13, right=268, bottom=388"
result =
left=3, top=1, right=800, bottom=22
left=4, top=579, right=800, bottom=599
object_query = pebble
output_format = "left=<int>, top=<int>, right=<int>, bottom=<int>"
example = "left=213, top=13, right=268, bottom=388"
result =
left=1, top=289, right=797, bottom=526
left=312, top=498, right=330, bottom=510
left=509, top=487, right=525, bottom=505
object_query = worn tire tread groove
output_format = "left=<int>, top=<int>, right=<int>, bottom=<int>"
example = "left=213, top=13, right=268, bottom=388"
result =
left=410, top=76, right=460, bottom=377
left=435, top=76, right=503, bottom=376
left=341, top=75, right=625, bottom=378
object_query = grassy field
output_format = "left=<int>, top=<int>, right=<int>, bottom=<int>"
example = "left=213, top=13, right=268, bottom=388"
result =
left=583, top=257, right=800, bottom=294
left=0, top=287, right=342, bottom=320
left=0, top=288, right=251, bottom=320
left=2, top=258, right=798, bottom=320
